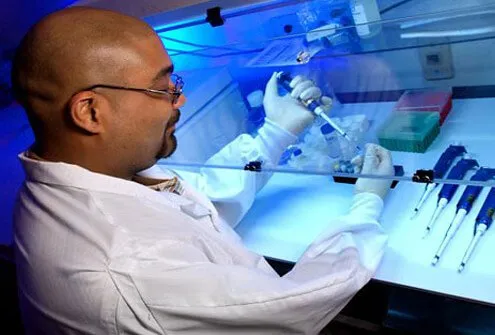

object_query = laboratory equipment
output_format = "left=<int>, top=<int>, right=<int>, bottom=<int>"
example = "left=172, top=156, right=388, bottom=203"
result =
left=287, top=147, right=332, bottom=171
left=411, top=145, right=467, bottom=218
left=276, top=72, right=360, bottom=151
left=423, top=158, right=478, bottom=238
left=377, top=111, right=440, bottom=153
left=305, top=24, right=361, bottom=55
left=302, top=1, right=360, bottom=55
left=320, top=124, right=341, bottom=158
left=287, top=114, right=370, bottom=174
left=287, top=147, right=304, bottom=169
left=279, top=146, right=298, bottom=166
left=458, top=187, right=495, bottom=273
left=337, top=115, right=369, bottom=161
left=394, top=89, right=453, bottom=125
left=432, top=168, right=495, bottom=265
left=246, top=90, right=266, bottom=134
left=350, top=0, right=382, bottom=38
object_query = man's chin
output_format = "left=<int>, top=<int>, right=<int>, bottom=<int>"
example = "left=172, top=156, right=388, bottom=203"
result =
left=157, top=135, right=177, bottom=159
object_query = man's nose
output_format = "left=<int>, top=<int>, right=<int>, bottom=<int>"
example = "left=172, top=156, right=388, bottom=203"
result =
left=173, top=94, right=186, bottom=109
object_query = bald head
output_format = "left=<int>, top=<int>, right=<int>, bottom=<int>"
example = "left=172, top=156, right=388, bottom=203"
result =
left=12, top=7, right=185, bottom=179
left=12, top=7, right=156, bottom=111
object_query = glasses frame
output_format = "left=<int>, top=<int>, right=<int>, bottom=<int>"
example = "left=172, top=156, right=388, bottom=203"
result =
left=77, top=74, right=184, bottom=104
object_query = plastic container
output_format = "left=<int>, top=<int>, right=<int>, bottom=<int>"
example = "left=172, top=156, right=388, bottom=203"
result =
left=350, top=0, right=382, bottom=39
left=378, top=111, right=440, bottom=153
left=320, top=123, right=341, bottom=158
left=287, top=148, right=308, bottom=169
left=246, top=90, right=266, bottom=134
left=305, top=26, right=360, bottom=55
left=394, top=88, right=453, bottom=125
left=334, top=114, right=369, bottom=160
left=287, top=147, right=333, bottom=171
left=279, top=146, right=297, bottom=166
left=302, top=0, right=361, bottom=55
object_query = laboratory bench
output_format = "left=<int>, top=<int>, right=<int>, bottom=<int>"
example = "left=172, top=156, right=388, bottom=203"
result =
left=233, top=98, right=495, bottom=333
left=235, top=98, right=495, bottom=302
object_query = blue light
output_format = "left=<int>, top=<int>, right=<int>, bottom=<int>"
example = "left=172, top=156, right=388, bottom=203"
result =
left=157, top=22, right=234, bottom=70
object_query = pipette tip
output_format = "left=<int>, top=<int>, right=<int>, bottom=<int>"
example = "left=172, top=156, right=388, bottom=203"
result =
left=458, top=263, right=465, bottom=273
left=410, top=209, right=419, bottom=220
left=431, top=256, right=439, bottom=266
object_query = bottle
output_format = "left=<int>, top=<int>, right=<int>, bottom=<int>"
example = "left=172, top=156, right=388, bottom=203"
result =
left=279, top=146, right=297, bottom=166
left=320, top=123, right=341, bottom=158
left=342, top=114, right=369, bottom=159
left=304, top=125, right=326, bottom=152
left=350, top=0, right=382, bottom=39
left=305, top=23, right=360, bottom=55
left=246, top=90, right=266, bottom=134
left=287, top=148, right=307, bottom=169
left=288, top=147, right=333, bottom=171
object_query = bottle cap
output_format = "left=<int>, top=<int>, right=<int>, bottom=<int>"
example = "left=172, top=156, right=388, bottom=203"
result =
left=247, top=90, right=264, bottom=108
left=320, top=123, right=335, bottom=135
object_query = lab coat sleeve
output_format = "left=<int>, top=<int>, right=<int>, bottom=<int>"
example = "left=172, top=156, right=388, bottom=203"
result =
left=171, top=118, right=297, bottom=226
left=109, top=192, right=387, bottom=334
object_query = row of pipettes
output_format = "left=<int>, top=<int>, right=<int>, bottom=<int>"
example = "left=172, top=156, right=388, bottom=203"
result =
left=411, top=145, right=495, bottom=272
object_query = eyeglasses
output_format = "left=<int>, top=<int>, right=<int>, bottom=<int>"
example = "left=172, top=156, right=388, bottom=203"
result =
left=79, top=74, right=184, bottom=104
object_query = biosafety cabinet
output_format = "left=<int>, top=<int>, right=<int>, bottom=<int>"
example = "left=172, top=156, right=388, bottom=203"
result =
left=4, top=0, right=495, bottom=332
left=144, top=0, right=495, bottom=324
left=152, top=0, right=495, bottom=290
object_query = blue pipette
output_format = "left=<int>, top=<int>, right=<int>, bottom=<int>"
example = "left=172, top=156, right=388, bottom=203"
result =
left=276, top=72, right=359, bottom=151
left=411, top=145, right=467, bottom=219
left=458, top=187, right=495, bottom=272
left=432, top=168, right=495, bottom=265
left=423, top=158, right=478, bottom=238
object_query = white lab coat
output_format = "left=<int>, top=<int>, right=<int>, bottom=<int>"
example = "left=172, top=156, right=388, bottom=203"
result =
left=14, top=119, right=387, bottom=335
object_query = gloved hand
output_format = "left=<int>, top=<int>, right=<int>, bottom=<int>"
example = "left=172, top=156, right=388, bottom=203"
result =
left=263, top=72, right=333, bottom=136
left=355, top=144, right=394, bottom=199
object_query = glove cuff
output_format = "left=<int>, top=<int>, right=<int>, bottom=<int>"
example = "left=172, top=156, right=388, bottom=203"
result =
left=349, top=192, right=384, bottom=222
left=256, top=118, right=298, bottom=166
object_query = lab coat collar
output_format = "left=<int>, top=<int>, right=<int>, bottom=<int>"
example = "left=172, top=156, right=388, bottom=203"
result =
left=19, top=151, right=223, bottom=232
left=18, top=152, right=173, bottom=201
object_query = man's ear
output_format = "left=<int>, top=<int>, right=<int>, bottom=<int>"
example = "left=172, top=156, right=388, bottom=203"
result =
left=68, top=91, right=106, bottom=134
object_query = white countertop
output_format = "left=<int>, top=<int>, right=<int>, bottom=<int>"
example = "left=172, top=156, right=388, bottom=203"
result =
left=235, top=98, right=495, bottom=306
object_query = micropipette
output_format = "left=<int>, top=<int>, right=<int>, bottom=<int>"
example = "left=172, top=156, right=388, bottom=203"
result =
left=458, top=187, right=495, bottom=272
left=276, top=72, right=360, bottom=151
left=411, top=145, right=467, bottom=219
left=423, top=158, right=478, bottom=238
left=431, top=168, right=495, bottom=265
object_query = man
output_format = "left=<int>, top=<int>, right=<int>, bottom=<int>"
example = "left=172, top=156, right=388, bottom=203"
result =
left=12, top=6, right=394, bottom=335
